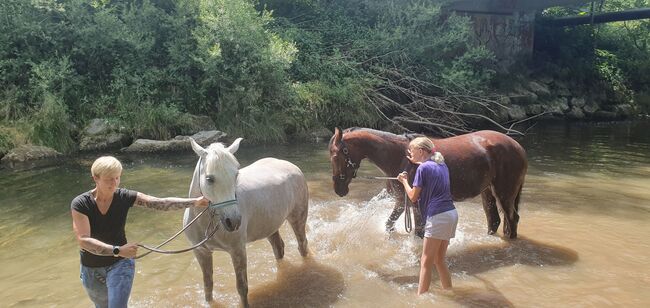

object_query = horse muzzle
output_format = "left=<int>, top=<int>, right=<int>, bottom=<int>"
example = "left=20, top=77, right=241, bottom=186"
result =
left=220, top=214, right=241, bottom=232
left=334, top=183, right=349, bottom=197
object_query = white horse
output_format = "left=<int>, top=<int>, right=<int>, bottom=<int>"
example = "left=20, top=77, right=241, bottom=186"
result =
left=183, top=138, right=310, bottom=307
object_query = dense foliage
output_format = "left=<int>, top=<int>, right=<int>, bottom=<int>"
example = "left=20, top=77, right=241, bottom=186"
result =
left=537, top=0, right=650, bottom=112
left=2, top=0, right=647, bottom=152
left=0, top=0, right=495, bottom=149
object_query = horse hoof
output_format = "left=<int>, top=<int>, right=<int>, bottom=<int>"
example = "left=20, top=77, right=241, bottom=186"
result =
left=488, top=230, right=496, bottom=235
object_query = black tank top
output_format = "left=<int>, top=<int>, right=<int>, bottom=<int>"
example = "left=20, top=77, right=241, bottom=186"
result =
left=71, top=188, right=137, bottom=267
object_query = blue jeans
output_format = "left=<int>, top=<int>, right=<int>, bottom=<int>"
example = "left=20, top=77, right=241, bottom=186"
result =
left=80, top=258, right=135, bottom=308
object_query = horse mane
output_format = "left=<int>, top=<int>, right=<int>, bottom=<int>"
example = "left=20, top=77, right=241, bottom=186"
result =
left=205, top=143, right=240, bottom=173
left=344, top=127, right=414, bottom=143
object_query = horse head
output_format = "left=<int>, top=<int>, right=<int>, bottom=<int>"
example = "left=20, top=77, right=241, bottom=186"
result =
left=190, top=137, right=244, bottom=232
left=328, top=127, right=362, bottom=197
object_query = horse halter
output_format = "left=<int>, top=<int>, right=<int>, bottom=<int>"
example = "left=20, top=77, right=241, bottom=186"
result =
left=333, top=139, right=359, bottom=181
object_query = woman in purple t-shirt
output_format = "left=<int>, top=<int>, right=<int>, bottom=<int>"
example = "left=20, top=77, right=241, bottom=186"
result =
left=397, top=137, right=458, bottom=294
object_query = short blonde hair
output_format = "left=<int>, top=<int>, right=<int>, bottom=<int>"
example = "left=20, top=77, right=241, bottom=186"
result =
left=409, top=137, right=445, bottom=163
left=91, top=156, right=123, bottom=177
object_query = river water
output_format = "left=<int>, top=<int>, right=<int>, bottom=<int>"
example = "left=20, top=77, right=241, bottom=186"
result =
left=0, top=120, right=649, bottom=307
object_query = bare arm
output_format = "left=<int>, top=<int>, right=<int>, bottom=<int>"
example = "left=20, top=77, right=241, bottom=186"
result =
left=133, top=192, right=209, bottom=211
left=71, top=210, right=133, bottom=257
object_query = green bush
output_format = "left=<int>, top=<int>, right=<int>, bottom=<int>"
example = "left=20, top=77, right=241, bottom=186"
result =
left=28, top=93, right=76, bottom=153
left=0, top=127, right=17, bottom=155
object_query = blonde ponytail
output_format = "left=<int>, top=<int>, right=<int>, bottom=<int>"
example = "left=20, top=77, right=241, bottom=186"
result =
left=432, top=152, right=445, bottom=164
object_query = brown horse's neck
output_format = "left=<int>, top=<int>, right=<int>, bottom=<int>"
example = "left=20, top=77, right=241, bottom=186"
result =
left=346, top=130, right=409, bottom=176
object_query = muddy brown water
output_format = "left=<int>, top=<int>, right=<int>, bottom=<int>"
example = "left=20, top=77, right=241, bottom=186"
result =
left=1, top=121, right=649, bottom=307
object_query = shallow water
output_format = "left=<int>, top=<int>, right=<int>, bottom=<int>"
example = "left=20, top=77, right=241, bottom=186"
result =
left=0, top=120, right=649, bottom=307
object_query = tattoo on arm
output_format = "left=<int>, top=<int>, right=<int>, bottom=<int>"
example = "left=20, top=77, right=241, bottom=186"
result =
left=134, top=194, right=195, bottom=211
left=79, top=236, right=114, bottom=256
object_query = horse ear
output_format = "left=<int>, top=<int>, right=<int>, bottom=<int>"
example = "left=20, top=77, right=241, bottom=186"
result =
left=189, top=138, right=207, bottom=157
left=227, top=137, right=243, bottom=154
left=333, top=127, right=342, bottom=144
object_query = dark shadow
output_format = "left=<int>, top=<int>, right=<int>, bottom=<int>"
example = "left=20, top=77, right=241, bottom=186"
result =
left=366, top=235, right=578, bottom=305
left=247, top=257, right=345, bottom=308
left=450, top=235, right=579, bottom=276
left=208, top=301, right=227, bottom=308
left=439, top=276, right=515, bottom=308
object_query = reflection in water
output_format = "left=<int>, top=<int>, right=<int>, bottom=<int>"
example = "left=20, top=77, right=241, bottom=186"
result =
left=0, top=120, right=649, bottom=307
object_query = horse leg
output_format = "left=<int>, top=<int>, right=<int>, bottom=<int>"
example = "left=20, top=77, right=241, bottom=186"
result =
left=267, top=231, right=285, bottom=260
left=192, top=247, right=214, bottom=302
left=492, top=183, right=521, bottom=239
left=386, top=199, right=405, bottom=232
left=504, top=184, right=523, bottom=239
left=230, top=248, right=249, bottom=308
left=410, top=200, right=424, bottom=238
left=288, top=208, right=309, bottom=257
left=481, top=188, right=501, bottom=235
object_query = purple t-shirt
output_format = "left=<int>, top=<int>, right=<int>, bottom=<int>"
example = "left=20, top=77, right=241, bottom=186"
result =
left=412, top=160, right=455, bottom=220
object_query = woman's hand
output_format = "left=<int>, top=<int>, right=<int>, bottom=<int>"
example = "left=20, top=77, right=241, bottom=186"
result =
left=397, top=171, right=408, bottom=184
left=406, top=149, right=422, bottom=165
left=119, top=243, right=138, bottom=258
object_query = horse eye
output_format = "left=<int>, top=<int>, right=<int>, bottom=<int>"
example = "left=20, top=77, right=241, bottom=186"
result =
left=205, top=175, right=215, bottom=183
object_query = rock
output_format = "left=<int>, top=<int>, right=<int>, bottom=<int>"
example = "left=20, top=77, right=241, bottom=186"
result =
left=497, top=95, right=511, bottom=106
left=507, top=105, right=527, bottom=121
left=122, top=139, right=192, bottom=153
left=80, top=132, right=132, bottom=152
left=493, top=106, right=511, bottom=123
left=539, top=76, right=554, bottom=85
left=125, top=130, right=227, bottom=153
left=570, top=97, right=586, bottom=108
left=509, top=91, right=538, bottom=105
left=552, top=97, right=570, bottom=113
left=528, top=81, right=551, bottom=97
left=291, top=127, right=333, bottom=143
left=174, top=130, right=227, bottom=146
left=525, top=104, right=543, bottom=116
left=0, top=145, right=62, bottom=171
left=566, top=106, right=585, bottom=120
left=80, top=118, right=131, bottom=152
left=583, top=103, right=599, bottom=115
left=613, top=104, right=634, bottom=118
left=311, top=127, right=333, bottom=143
left=84, top=118, right=111, bottom=136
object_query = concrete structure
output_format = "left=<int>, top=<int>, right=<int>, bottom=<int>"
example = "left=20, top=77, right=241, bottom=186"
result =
left=444, top=0, right=589, bottom=68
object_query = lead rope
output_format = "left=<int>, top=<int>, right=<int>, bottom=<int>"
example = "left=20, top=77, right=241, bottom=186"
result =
left=404, top=189, right=413, bottom=234
left=134, top=155, right=236, bottom=259
left=134, top=199, right=236, bottom=259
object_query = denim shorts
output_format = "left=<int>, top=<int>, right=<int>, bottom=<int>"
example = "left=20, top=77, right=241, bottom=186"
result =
left=423, top=209, right=458, bottom=240
left=80, top=258, right=135, bottom=308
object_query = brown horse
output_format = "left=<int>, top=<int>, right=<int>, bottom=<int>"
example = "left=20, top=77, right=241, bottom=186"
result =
left=328, top=127, right=527, bottom=239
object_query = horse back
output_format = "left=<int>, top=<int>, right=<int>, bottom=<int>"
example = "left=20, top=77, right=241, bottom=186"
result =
left=237, top=158, right=309, bottom=242
left=433, top=130, right=527, bottom=200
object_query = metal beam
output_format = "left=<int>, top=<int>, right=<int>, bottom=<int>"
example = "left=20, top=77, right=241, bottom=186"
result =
left=544, top=8, right=650, bottom=26
left=445, top=0, right=590, bottom=14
